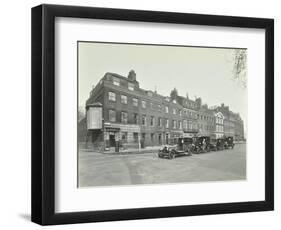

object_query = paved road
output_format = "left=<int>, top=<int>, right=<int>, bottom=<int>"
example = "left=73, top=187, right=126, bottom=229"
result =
left=78, top=143, right=246, bottom=187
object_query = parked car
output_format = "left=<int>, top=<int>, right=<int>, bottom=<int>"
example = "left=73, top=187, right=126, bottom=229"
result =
left=216, top=138, right=226, bottom=150
left=178, top=137, right=194, bottom=153
left=192, top=136, right=211, bottom=154
left=158, top=145, right=191, bottom=159
left=225, top=136, right=235, bottom=149
left=209, top=138, right=218, bottom=151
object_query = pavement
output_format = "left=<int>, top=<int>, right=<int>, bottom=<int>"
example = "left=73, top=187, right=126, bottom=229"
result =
left=78, top=143, right=246, bottom=187
left=80, top=145, right=161, bottom=155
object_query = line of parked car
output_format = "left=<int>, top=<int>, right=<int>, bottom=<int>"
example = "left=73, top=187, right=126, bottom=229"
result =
left=158, top=136, right=235, bottom=159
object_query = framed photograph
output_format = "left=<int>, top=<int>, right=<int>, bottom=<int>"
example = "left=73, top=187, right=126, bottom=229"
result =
left=31, top=4, right=274, bottom=225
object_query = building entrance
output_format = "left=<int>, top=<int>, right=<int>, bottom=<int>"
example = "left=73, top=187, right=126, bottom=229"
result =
left=165, top=133, right=169, bottom=144
left=109, top=134, right=116, bottom=147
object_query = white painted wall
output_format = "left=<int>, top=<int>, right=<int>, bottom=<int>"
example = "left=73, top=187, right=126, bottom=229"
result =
left=0, top=0, right=279, bottom=229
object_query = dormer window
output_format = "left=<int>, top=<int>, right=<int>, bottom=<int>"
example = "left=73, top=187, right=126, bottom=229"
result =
left=113, top=77, right=120, bottom=86
left=128, top=82, right=134, bottom=91
left=147, top=91, right=153, bottom=97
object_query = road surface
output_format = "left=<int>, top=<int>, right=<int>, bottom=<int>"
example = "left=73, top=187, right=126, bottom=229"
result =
left=78, top=143, right=246, bottom=187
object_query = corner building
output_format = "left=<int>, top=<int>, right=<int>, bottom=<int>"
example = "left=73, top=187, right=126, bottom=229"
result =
left=84, top=71, right=244, bottom=150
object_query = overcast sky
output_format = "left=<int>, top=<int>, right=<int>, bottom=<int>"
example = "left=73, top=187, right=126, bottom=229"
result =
left=78, top=42, right=247, bottom=132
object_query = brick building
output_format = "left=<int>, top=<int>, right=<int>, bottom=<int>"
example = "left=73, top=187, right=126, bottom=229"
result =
left=214, top=104, right=244, bottom=140
left=81, top=70, right=245, bottom=150
left=196, top=103, right=216, bottom=137
left=213, top=111, right=225, bottom=138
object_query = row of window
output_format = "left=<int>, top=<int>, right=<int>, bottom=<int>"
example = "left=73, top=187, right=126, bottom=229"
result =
left=109, top=78, right=236, bottom=124
left=198, top=123, right=215, bottom=131
left=108, top=109, right=199, bottom=130
left=120, top=132, right=165, bottom=143
left=121, top=132, right=139, bottom=142
left=112, top=77, right=135, bottom=91
left=216, top=125, right=224, bottom=132
left=216, top=117, right=224, bottom=124
left=197, top=114, right=214, bottom=122
left=112, top=77, right=198, bottom=110
left=108, top=91, right=198, bottom=118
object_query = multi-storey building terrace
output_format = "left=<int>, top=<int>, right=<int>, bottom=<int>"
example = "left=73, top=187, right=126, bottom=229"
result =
left=79, top=70, right=245, bottom=149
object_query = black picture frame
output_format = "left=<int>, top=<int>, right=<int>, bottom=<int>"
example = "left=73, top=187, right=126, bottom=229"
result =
left=31, top=4, right=274, bottom=225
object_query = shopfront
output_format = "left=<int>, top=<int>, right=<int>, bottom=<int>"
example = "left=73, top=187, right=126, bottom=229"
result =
left=104, top=123, right=141, bottom=149
left=104, top=127, right=120, bottom=148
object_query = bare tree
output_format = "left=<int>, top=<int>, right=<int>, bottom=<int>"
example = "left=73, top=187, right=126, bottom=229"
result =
left=232, top=49, right=247, bottom=88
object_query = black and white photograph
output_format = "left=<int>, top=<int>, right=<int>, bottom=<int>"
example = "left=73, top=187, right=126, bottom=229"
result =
left=29, top=3, right=274, bottom=226
left=78, top=42, right=247, bottom=187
